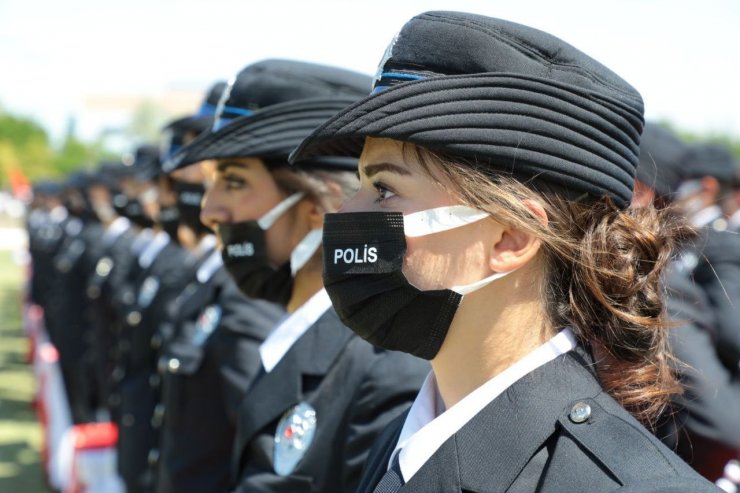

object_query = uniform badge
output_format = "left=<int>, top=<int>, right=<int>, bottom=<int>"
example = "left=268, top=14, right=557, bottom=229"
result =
left=137, top=276, right=160, bottom=308
left=273, top=402, right=317, bottom=476
left=192, top=305, right=221, bottom=346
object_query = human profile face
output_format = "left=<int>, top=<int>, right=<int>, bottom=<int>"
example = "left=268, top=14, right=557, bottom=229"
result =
left=200, top=157, right=309, bottom=266
left=341, top=137, right=504, bottom=291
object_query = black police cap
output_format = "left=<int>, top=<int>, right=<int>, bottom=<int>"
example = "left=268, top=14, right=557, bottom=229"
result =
left=291, top=11, right=645, bottom=207
left=162, top=81, right=228, bottom=140
left=130, top=144, right=161, bottom=181
left=680, top=142, right=736, bottom=183
left=636, top=123, right=687, bottom=198
left=165, top=59, right=372, bottom=172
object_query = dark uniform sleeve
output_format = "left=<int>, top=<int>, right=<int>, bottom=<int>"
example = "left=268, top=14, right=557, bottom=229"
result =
left=341, top=349, right=428, bottom=492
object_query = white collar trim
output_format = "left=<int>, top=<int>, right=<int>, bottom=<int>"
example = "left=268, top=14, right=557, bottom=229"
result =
left=259, top=288, right=332, bottom=373
left=392, top=327, right=577, bottom=482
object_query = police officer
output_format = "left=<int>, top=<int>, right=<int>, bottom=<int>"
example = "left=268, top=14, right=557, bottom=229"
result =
left=112, top=145, right=197, bottom=493
left=171, top=59, right=429, bottom=492
left=45, top=171, right=108, bottom=423
left=679, top=144, right=740, bottom=378
left=634, top=123, right=740, bottom=480
left=290, top=11, right=719, bottom=492
left=147, top=83, right=284, bottom=493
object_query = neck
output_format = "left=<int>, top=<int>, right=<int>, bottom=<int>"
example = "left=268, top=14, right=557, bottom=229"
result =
left=431, top=271, right=550, bottom=409
left=286, top=257, right=324, bottom=314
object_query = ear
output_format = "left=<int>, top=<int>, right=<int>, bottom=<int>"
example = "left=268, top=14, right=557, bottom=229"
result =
left=488, top=200, right=546, bottom=272
left=296, top=196, right=325, bottom=230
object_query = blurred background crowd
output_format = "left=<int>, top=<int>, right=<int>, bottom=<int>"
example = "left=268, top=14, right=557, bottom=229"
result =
left=1, top=1, right=739, bottom=492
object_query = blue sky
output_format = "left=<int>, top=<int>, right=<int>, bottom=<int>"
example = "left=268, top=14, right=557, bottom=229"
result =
left=1, top=0, right=739, bottom=143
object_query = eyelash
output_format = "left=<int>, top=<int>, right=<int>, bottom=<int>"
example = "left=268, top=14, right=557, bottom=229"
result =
left=223, top=174, right=246, bottom=190
left=373, top=181, right=396, bottom=203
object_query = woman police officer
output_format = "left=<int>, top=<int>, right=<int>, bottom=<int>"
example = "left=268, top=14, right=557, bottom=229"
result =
left=290, top=11, right=720, bottom=493
left=169, top=59, right=428, bottom=492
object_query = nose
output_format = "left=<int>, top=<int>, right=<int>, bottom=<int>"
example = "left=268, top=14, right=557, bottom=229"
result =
left=200, top=184, right=231, bottom=228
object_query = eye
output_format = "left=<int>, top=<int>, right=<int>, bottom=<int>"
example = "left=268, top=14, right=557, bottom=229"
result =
left=223, top=173, right=247, bottom=190
left=373, top=181, right=396, bottom=203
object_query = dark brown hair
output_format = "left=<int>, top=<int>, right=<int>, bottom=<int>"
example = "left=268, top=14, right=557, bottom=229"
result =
left=406, top=144, right=694, bottom=428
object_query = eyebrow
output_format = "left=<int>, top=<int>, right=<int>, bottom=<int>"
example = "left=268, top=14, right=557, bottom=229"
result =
left=361, top=162, right=411, bottom=179
left=216, top=160, right=249, bottom=173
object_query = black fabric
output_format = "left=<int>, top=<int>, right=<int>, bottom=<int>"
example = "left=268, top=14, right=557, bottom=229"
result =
left=154, top=266, right=284, bottom=493
left=172, top=181, right=211, bottom=236
left=290, top=11, right=645, bottom=208
left=356, top=347, right=719, bottom=493
left=158, top=205, right=180, bottom=241
left=217, top=221, right=293, bottom=306
left=679, top=142, right=737, bottom=182
left=170, top=97, right=362, bottom=171
left=372, top=453, right=404, bottom=493
left=636, top=122, right=688, bottom=198
left=322, top=212, right=460, bottom=360
left=132, top=144, right=162, bottom=181
left=230, top=308, right=429, bottom=493
left=165, top=59, right=371, bottom=171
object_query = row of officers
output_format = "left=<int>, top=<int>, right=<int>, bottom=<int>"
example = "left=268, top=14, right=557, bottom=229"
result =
left=24, top=11, right=740, bottom=493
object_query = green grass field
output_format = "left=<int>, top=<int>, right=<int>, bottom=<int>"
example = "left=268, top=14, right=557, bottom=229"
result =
left=0, top=249, right=46, bottom=492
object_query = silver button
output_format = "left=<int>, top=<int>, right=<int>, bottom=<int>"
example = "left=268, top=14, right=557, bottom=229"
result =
left=167, top=358, right=180, bottom=372
left=122, top=413, right=135, bottom=427
left=96, top=257, right=113, bottom=276
left=147, top=448, right=160, bottom=465
left=569, top=402, right=591, bottom=423
left=127, top=311, right=142, bottom=326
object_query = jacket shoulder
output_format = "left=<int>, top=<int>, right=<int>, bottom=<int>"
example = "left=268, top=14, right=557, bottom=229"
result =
left=555, top=392, right=716, bottom=489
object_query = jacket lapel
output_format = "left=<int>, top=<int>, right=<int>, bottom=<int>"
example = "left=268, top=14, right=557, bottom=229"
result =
left=232, top=308, right=354, bottom=473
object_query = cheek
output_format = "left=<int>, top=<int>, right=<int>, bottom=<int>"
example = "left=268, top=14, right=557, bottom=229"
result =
left=263, top=211, right=301, bottom=266
left=402, top=226, right=492, bottom=290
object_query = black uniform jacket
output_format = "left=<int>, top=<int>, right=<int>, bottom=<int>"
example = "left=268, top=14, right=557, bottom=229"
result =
left=356, top=346, right=719, bottom=493
left=693, top=227, right=740, bottom=372
left=155, top=265, right=284, bottom=493
left=230, top=308, right=429, bottom=493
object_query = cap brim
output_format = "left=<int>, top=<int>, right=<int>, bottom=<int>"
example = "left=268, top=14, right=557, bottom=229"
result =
left=290, top=73, right=642, bottom=207
left=163, top=96, right=361, bottom=173
left=164, top=115, right=214, bottom=136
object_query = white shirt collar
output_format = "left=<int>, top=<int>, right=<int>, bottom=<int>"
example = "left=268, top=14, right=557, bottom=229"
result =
left=391, top=328, right=577, bottom=482
left=138, top=231, right=170, bottom=269
left=259, top=288, right=332, bottom=373
left=691, top=205, right=722, bottom=228
left=196, top=249, right=223, bottom=283
left=103, top=216, right=131, bottom=244
left=131, top=228, right=154, bottom=255
left=194, top=234, right=217, bottom=258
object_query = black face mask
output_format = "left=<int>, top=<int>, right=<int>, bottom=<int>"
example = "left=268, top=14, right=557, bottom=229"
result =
left=123, top=196, right=154, bottom=229
left=112, top=193, right=129, bottom=218
left=218, top=221, right=293, bottom=305
left=158, top=205, right=180, bottom=241
left=322, top=208, right=509, bottom=360
left=173, top=181, right=212, bottom=236
left=217, top=193, right=320, bottom=306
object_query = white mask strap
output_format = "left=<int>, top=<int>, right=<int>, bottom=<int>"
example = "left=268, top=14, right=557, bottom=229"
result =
left=290, top=228, right=323, bottom=276
left=257, top=192, right=306, bottom=230
left=403, top=205, right=489, bottom=237
left=451, top=269, right=516, bottom=295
